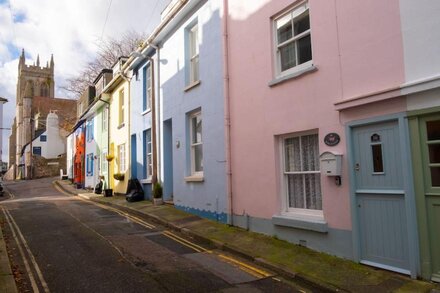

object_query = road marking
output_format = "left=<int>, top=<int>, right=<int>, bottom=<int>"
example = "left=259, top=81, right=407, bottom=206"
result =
left=161, top=230, right=272, bottom=279
left=217, top=254, right=272, bottom=278
left=162, top=231, right=204, bottom=253
left=52, top=181, right=273, bottom=280
left=52, top=182, right=156, bottom=229
left=2, top=207, right=50, bottom=293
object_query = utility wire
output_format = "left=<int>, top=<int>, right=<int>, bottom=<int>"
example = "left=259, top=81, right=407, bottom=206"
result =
left=144, top=0, right=161, bottom=34
left=101, top=0, right=113, bottom=39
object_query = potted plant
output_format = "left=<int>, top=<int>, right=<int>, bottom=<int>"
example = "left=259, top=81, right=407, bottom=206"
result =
left=152, top=182, right=163, bottom=205
left=102, top=176, right=113, bottom=197
left=113, top=173, right=125, bottom=181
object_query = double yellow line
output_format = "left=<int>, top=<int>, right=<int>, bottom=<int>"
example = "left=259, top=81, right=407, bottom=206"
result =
left=53, top=181, right=272, bottom=280
left=162, top=230, right=272, bottom=279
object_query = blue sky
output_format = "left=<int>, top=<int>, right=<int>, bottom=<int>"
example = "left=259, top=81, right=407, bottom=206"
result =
left=0, top=0, right=171, bottom=163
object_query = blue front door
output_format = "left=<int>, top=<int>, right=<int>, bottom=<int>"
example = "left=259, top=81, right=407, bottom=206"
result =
left=131, top=134, right=137, bottom=178
left=352, top=121, right=410, bottom=274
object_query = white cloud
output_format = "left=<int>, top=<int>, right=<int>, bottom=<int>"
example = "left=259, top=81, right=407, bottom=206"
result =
left=0, top=0, right=171, bottom=162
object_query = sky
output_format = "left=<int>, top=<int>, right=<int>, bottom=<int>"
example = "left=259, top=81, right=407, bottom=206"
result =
left=0, top=0, right=171, bottom=163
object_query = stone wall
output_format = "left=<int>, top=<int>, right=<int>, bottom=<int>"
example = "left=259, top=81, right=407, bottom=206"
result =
left=32, top=153, right=67, bottom=179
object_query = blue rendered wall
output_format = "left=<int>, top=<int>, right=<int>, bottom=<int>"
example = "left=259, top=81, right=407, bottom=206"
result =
left=160, top=0, right=227, bottom=222
left=130, top=58, right=154, bottom=199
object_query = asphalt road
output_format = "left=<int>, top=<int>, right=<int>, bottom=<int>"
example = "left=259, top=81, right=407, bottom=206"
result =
left=0, top=178, right=307, bottom=293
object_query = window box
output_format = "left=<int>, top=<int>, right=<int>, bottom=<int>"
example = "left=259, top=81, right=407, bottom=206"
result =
left=113, top=173, right=125, bottom=181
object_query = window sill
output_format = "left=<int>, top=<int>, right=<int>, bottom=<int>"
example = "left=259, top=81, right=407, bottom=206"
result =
left=184, top=175, right=204, bottom=182
left=140, top=178, right=152, bottom=184
left=141, top=109, right=151, bottom=116
left=268, top=65, right=317, bottom=87
left=184, top=80, right=201, bottom=92
left=117, top=123, right=125, bottom=129
left=272, top=214, right=328, bottom=233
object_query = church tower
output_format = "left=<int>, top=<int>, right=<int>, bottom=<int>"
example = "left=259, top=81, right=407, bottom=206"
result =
left=10, top=49, right=55, bottom=177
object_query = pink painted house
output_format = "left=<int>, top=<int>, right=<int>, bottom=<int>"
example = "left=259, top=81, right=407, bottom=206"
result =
left=225, top=0, right=440, bottom=279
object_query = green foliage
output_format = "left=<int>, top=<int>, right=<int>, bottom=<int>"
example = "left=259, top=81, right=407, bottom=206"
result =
left=153, top=182, right=163, bottom=199
left=113, top=173, right=125, bottom=181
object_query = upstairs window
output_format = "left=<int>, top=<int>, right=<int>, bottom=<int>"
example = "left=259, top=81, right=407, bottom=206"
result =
left=143, top=65, right=152, bottom=111
left=40, top=135, right=47, bottom=142
left=119, top=89, right=125, bottom=125
left=274, top=2, right=312, bottom=76
left=102, top=107, right=108, bottom=132
left=186, top=22, right=199, bottom=85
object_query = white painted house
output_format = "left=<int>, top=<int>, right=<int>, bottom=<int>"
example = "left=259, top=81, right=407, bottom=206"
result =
left=24, top=111, right=66, bottom=158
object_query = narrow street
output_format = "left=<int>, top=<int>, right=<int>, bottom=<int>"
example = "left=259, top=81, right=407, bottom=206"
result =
left=0, top=178, right=306, bottom=293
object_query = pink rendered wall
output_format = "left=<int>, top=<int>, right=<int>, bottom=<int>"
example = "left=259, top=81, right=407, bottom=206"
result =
left=227, top=0, right=405, bottom=231
left=335, top=0, right=405, bottom=100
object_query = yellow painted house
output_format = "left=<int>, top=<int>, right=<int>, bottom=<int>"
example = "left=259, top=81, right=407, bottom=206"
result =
left=103, top=57, right=130, bottom=194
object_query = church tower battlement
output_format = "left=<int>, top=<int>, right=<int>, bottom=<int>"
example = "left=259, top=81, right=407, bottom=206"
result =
left=12, top=49, right=55, bottom=177
left=16, top=49, right=55, bottom=105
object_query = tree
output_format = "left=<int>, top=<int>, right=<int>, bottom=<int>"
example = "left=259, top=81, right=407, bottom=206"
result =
left=61, top=30, right=145, bottom=97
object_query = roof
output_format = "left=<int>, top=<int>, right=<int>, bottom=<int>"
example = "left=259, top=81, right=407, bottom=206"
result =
left=0, top=97, right=8, bottom=103
left=93, top=68, right=113, bottom=85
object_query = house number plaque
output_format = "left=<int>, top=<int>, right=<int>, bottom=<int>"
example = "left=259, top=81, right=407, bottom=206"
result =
left=324, top=133, right=340, bottom=146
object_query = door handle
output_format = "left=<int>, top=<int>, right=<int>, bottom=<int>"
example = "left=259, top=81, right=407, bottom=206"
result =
left=355, top=163, right=360, bottom=171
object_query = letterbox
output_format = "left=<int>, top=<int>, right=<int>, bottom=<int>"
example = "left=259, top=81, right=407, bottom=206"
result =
left=319, top=152, right=342, bottom=176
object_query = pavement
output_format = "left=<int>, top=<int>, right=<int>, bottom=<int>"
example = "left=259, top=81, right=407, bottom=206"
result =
left=0, top=188, right=18, bottom=293
left=1, top=178, right=437, bottom=293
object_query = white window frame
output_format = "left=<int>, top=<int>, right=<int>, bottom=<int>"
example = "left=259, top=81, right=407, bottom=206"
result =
left=145, top=130, right=152, bottom=179
left=273, top=2, right=313, bottom=78
left=101, top=150, right=108, bottom=174
left=144, top=65, right=152, bottom=112
left=189, top=111, right=203, bottom=176
left=118, top=144, right=126, bottom=173
left=102, top=107, right=108, bottom=132
left=280, top=130, right=323, bottom=218
left=188, top=22, right=199, bottom=85
left=119, top=89, right=125, bottom=125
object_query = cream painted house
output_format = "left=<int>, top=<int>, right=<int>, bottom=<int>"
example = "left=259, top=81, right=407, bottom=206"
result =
left=103, top=57, right=130, bottom=194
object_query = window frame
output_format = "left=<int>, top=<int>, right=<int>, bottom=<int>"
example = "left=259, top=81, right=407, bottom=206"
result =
left=118, top=143, right=126, bottom=173
left=143, top=64, right=152, bottom=112
left=145, top=129, right=152, bottom=179
left=118, top=88, right=125, bottom=126
left=273, top=2, right=313, bottom=78
left=187, top=21, right=200, bottom=86
left=189, top=111, right=203, bottom=176
left=102, top=107, right=108, bottom=132
left=86, top=153, right=94, bottom=176
left=280, top=130, right=323, bottom=218
left=101, top=150, right=108, bottom=174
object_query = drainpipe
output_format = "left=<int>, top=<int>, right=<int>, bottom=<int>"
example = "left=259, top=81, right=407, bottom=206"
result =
left=98, top=97, right=110, bottom=187
left=120, top=73, right=132, bottom=184
left=222, top=0, right=233, bottom=225
left=150, top=44, right=161, bottom=184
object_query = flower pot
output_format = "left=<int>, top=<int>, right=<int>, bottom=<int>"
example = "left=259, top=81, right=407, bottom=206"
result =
left=104, top=189, right=113, bottom=197
left=153, top=197, right=163, bottom=206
